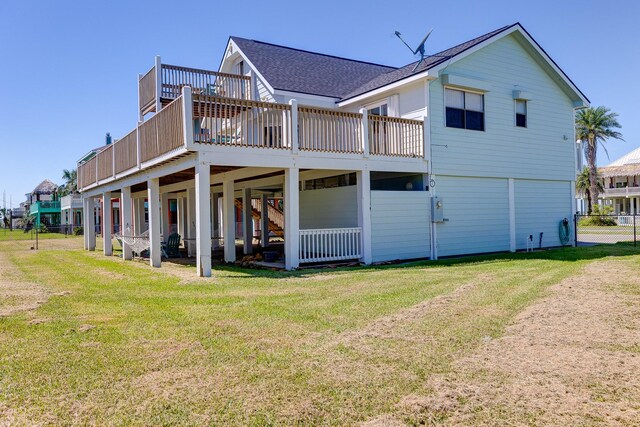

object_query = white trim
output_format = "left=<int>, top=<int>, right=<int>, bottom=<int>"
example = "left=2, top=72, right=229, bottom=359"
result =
left=223, top=40, right=275, bottom=94
left=274, top=89, right=339, bottom=103
left=508, top=178, right=516, bottom=252
left=338, top=74, right=435, bottom=107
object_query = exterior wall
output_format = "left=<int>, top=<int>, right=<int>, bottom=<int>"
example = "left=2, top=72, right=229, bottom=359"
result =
left=514, top=179, right=572, bottom=249
left=299, top=186, right=357, bottom=229
left=433, top=176, right=510, bottom=257
left=430, top=34, right=576, bottom=182
left=371, top=191, right=430, bottom=262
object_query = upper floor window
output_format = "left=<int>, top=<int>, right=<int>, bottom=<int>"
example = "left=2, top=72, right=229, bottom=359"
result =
left=515, top=99, right=527, bottom=127
left=367, top=103, right=388, bottom=116
left=445, top=88, right=484, bottom=131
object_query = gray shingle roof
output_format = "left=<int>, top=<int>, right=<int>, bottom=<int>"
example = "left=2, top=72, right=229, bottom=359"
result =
left=341, top=24, right=515, bottom=101
left=230, top=37, right=397, bottom=99
left=231, top=25, right=515, bottom=101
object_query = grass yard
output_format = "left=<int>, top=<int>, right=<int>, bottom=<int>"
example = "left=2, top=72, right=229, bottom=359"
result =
left=0, top=229, right=71, bottom=241
left=1, top=236, right=639, bottom=425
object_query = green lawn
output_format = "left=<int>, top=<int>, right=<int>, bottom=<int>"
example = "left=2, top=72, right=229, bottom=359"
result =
left=0, top=228, right=72, bottom=241
left=0, top=238, right=638, bottom=425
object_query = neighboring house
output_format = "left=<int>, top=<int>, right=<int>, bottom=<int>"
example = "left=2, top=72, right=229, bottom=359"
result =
left=76, top=22, right=588, bottom=277
left=597, top=147, right=640, bottom=214
left=26, top=179, right=61, bottom=229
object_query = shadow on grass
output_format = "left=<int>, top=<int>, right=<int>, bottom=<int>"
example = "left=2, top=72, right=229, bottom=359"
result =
left=198, top=242, right=640, bottom=280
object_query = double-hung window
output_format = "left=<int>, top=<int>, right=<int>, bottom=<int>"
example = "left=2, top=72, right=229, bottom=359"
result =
left=515, top=99, right=527, bottom=128
left=445, top=88, right=484, bottom=131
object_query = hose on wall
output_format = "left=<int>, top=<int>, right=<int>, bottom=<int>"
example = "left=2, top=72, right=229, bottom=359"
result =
left=559, top=218, right=571, bottom=246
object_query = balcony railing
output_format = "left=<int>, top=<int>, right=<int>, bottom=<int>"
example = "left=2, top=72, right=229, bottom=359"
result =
left=299, top=227, right=362, bottom=263
left=79, top=88, right=426, bottom=192
left=602, top=187, right=640, bottom=197
left=30, top=201, right=61, bottom=212
left=139, top=58, right=252, bottom=116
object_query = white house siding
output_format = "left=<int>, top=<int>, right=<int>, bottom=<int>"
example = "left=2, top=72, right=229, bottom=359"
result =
left=430, top=34, right=576, bottom=182
left=514, top=179, right=572, bottom=249
left=256, top=76, right=275, bottom=102
left=434, top=176, right=510, bottom=257
left=299, top=186, right=357, bottom=229
left=370, top=191, right=430, bottom=262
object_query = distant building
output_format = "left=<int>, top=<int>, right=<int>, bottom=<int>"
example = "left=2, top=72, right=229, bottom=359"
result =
left=26, top=179, right=60, bottom=229
left=598, top=147, right=640, bottom=214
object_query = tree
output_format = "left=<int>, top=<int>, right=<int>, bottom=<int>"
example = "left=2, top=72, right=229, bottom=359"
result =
left=576, top=167, right=604, bottom=213
left=59, top=169, right=78, bottom=196
left=576, top=106, right=623, bottom=213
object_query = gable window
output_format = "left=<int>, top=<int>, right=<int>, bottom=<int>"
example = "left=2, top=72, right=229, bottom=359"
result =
left=445, top=88, right=484, bottom=131
left=515, top=99, right=527, bottom=128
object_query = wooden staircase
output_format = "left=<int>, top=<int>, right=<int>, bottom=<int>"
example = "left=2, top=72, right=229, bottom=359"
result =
left=234, top=198, right=284, bottom=238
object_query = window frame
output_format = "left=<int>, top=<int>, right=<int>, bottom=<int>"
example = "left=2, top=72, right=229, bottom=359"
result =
left=364, top=99, right=389, bottom=117
left=515, top=99, right=527, bottom=128
left=444, top=87, right=485, bottom=132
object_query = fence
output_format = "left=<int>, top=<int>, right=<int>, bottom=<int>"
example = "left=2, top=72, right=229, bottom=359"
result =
left=575, top=214, right=638, bottom=246
left=299, top=227, right=362, bottom=263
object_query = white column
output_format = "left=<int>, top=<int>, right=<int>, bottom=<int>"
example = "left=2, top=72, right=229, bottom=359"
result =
left=284, top=168, right=300, bottom=270
left=121, top=186, right=133, bottom=260
left=177, top=196, right=185, bottom=239
left=212, top=193, right=220, bottom=249
left=242, top=188, right=253, bottom=255
left=356, top=170, right=372, bottom=264
left=161, top=192, right=170, bottom=239
left=261, top=194, right=269, bottom=248
left=223, top=180, right=236, bottom=263
left=88, top=198, right=96, bottom=251
left=102, top=192, right=112, bottom=256
left=195, top=160, right=212, bottom=277
left=148, top=178, right=161, bottom=268
left=83, top=198, right=90, bottom=250
left=186, top=187, right=196, bottom=257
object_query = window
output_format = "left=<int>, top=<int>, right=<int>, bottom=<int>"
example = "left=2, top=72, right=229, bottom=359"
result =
left=445, top=88, right=484, bottom=131
left=515, top=99, right=527, bottom=128
left=367, top=104, right=388, bottom=116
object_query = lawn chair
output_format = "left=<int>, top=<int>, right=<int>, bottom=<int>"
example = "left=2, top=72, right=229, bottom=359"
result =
left=162, top=232, right=182, bottom=258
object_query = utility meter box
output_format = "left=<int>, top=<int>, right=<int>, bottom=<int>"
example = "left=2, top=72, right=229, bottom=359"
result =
left=431, top=196, right=444, bottom=223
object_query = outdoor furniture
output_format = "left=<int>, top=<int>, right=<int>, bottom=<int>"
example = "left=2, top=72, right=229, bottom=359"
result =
left=162, top=232, right=182, bottom=258
left=115, top=227, right=151, bottom=256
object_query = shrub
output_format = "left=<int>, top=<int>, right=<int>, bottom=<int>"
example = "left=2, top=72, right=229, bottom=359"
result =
left=579, top=205, right=617, bottom=226
left=74, top=226, right=84, bottom=236
left=37, top=223, right=48, bottom=233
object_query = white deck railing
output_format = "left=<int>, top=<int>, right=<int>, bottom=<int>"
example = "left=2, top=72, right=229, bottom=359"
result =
left=299, top=227, right=362, bottom=263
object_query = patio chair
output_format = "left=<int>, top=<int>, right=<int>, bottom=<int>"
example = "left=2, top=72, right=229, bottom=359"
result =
left=162, top=232, right=182, bottom=258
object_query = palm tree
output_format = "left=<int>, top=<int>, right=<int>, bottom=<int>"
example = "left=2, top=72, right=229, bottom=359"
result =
left=59, top=169, right=78, bottom=196
left=576, top=106, right=623, bottom=212
left=576, top=167, right=604, bottom=213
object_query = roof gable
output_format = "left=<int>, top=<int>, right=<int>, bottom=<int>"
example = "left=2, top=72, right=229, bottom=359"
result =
left=230, top=37, right=396, bottom=99
left=32, top=179, right=58, bottom=195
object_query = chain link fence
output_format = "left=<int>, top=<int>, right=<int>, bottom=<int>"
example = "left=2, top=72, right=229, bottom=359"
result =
left=575, top=214, right=638, bottom=246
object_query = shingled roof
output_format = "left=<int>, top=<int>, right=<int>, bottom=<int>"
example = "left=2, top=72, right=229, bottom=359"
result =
left=31, top=179, right=58, bottom=195
left=341, top=24, right=515, bottom=100
left=231, top=24, right=514, bottom=101
left=599, top=146, right=640, bottom=178
left=230, top=37, right=397, bottom=98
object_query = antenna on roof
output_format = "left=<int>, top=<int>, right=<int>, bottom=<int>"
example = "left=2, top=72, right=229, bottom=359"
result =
left=394, top=29, right=433, bottom=72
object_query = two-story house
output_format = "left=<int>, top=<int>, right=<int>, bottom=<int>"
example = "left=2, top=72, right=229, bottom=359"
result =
left=597, top=146, right=640, bottom=214
left=26, top=179, right=61, bottom=230
left=76, top=23, right=588, bottom=276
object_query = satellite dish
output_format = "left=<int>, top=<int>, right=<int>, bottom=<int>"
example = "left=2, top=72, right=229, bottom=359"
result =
left=394, top=29, right=434, bottom=72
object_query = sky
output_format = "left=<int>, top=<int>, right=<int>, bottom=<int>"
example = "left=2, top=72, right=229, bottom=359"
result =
left=1, top=0, right=639, bottom=208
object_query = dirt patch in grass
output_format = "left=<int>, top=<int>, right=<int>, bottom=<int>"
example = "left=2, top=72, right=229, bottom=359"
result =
left=0, top=251, right=49, bottom=317
left=373, top=260, right=640, bottom=426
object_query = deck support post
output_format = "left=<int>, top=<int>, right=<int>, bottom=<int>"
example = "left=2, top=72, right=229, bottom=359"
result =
left=357, top=170, right=372, bottom=264
left=360, top=108, right=369, bottom=158
left=102, top=192, right=112, bottom=256
left=195, top=160, right=212, bottom=277
left=121, top=186, right=133, bottom=260
left=261, top=194, right=269, bottom=248
left=212, top=193, right=220, bottom=249
left=87, top=198, right=96, bottom=251
left=134, top=197, right=145, bottom=235
left=222, top=180, right=236, bottom=263
left=154, top=55, right=162, bottom=114
left=161, top=192, right=170, bottom=239
left=148, top=178, right=161, bottom=268
left=242, top=188, right=253, bottom=255
left=284, top=168, right=300, bottom=270
left=186, top=187, right=196, bottom=257
left=83, top=197, right=91, bottom=250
